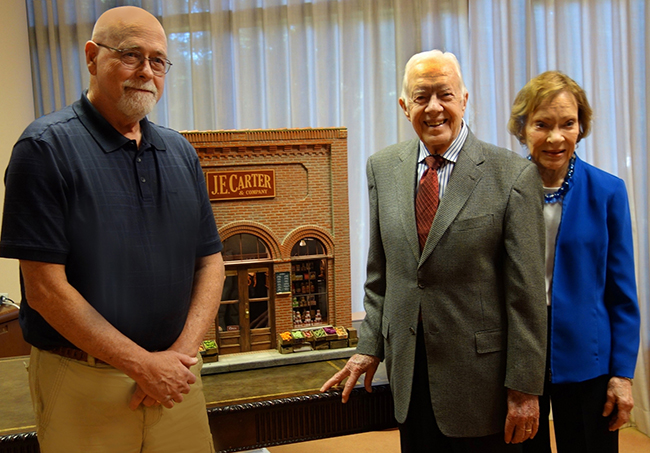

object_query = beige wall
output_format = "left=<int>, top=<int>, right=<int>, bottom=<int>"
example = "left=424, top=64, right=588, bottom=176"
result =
left=0, top=0, right=35, bottom=301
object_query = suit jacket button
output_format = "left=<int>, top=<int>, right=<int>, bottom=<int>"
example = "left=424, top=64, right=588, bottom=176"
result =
left=409, top=327, right=416, bottom=335
left=418, top=283, right=425, bottom=289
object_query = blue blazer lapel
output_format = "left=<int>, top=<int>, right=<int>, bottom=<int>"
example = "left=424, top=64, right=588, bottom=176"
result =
left=395, top=140, right=421, bottom=262
left=420, top=131, right=484, bottom=264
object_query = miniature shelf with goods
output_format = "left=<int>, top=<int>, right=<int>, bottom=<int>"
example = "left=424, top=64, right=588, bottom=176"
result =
left=291, top=258, right=327, bottom=328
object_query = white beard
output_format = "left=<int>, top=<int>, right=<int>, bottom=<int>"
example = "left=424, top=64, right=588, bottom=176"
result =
left=117, top=81, right=158, bottom=122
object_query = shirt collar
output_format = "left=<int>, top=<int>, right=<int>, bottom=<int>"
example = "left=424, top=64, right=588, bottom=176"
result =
left=72, top=91, right=167, bottom=153
left=418, top=119, right=468, bottom=163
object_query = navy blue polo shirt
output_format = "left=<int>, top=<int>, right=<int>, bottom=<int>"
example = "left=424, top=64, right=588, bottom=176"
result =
left=0, top=93, right=222, bottom=352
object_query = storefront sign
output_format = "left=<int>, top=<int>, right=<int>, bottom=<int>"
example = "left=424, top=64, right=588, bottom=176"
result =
left=275, top=271, right=291, bottom=295
left=206, top=169, right=275, bottom=201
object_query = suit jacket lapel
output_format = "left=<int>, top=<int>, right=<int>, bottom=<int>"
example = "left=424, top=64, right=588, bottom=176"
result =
left=395, top=140, right=421, bottom=262
left=419, top=130, right=485, bottom=265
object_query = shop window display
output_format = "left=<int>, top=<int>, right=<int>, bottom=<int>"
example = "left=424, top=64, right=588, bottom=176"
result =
left=290, top=238, right=328, bottom=328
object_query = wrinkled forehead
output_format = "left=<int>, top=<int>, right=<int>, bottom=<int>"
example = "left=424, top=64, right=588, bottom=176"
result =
left=407, top=59, right=460, bottom=91
left=116, top=26, right=167, bottom=54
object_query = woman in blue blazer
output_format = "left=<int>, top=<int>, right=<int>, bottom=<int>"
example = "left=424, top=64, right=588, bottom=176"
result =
left=508, top=71, right=640, bottom=453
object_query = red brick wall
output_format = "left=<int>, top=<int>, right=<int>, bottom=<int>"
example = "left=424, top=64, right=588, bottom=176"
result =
left=181, top=129, right=351, bottom=337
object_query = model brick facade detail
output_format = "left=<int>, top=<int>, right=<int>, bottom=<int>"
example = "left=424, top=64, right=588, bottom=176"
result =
left=182, top=128, right=352, bottom=345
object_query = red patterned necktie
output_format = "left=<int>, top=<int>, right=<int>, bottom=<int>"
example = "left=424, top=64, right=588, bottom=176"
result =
left=416, top=154, right=444, bottom=250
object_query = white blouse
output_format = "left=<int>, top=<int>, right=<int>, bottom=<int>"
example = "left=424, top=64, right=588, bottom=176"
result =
left=543, top=187, right=563, bottom=306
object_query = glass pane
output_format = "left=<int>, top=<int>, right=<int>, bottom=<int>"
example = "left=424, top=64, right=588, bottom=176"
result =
left=221, top=274, right=239, bottom=302
left=218, top=302, right=240, bottom=332
left=249, top=301, right=268, bottom=329
left=222, top=236, right=241, bottom=261
left=218, top=274, right=239, bottom=332
left=248, top=270, right=268, bottom=329
left=222, top=234, right=269, bottom=261
left=291, top=237, right=325, bottom=256
left=248, top=270, right=268, bottom=299
left=242, top=234, right=268, bottom=260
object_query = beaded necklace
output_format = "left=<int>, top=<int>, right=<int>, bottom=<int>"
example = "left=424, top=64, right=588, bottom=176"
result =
left=528, top=155, right=576, bottom=204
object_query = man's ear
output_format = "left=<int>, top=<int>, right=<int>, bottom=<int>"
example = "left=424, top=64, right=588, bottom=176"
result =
left=85, top=41, right=98, bottom=75
left=398, top=98, right=411, bottom=122
left=460, top=90, right=469, bottom=115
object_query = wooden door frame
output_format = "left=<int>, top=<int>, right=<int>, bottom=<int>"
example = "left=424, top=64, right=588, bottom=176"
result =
left=219, top=262, right=275, bottom=354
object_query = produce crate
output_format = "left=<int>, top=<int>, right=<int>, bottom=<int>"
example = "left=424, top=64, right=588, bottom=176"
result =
left=322, top=326, right=338, bottom=341
left=329, top=339, right=349, bottom=349
left=290, top=330, right=307, bottom=343
left=278, top=343, right=294, bottom=354
left=278, top=332, right=293, bottom=346
left=302, top=330, right=315, bottom=342
left=313, top=340, right=330, bottom=350
left=292, top=343, right=314, bottom=353
left=199, top=340, right=219, bottom=363
left=335, top=326, right=348, bottom=340
left=312, top=328, right=328, bottom=342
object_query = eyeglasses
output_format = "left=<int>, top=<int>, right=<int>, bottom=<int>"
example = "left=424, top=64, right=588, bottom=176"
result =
left=93, top=42, right=172, bottom=75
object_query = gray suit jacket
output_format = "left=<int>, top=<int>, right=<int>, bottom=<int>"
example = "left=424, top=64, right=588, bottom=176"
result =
left=356, top=130, right=547, bottom=437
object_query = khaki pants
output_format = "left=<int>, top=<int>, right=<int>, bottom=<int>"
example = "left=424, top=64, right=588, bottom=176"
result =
left=28, top=347, right=215, bottom=453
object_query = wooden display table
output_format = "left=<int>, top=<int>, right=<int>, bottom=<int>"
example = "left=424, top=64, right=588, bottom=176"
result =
left=0, top=356, right=395, bottom=452
left=0, top=305, right=31, bottom=358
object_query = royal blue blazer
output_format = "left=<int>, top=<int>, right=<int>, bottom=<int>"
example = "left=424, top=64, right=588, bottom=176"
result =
left=549, top=155, right=640, bottom=384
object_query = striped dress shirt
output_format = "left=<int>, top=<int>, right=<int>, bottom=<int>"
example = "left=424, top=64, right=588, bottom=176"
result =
left=416, top=120, right=468, bottom=200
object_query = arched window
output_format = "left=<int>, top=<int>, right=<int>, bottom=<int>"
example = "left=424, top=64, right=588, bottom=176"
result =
left=290, top=237, right=325, bottom=256
left=290, top=237, right=328, bottom=328
left=222, top=233, right=269, bottom=261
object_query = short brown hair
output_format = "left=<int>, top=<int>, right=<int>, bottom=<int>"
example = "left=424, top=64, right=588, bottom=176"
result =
left=508, top=71, right=592, bottom=144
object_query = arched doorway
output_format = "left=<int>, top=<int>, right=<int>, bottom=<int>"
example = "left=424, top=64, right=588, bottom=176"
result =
left=218, top=233, right=274, bottom=354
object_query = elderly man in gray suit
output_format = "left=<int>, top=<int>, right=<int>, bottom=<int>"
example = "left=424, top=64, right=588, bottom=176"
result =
left=321, top=50, right=547, bottom=452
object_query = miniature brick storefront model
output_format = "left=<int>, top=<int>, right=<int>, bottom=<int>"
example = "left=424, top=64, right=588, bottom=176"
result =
left=181, top=128, right=352, bottom=356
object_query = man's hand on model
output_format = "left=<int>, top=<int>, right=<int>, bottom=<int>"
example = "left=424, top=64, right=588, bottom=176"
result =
left=320, top=353, right=380, bottom=403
